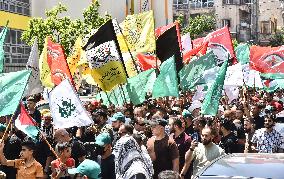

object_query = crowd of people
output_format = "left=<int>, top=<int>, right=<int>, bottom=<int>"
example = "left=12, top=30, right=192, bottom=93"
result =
left=0, top=87, right=283, bottom=179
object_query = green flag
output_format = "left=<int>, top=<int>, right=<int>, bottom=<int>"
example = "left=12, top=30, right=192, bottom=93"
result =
left=126, top=69, right=156, bottom=105
left=153, top=56, right=179, bottom=98
left=97, top=85, right=130, bottom=107
left=0, top=26, right=8, bottom=73
left=201, top=59, right=228, bottom=116
left=235, top=43, right=250, bottom=65
left=179, top=51, right=218, bottom=91
left=0, top=70, right=31, bottom=116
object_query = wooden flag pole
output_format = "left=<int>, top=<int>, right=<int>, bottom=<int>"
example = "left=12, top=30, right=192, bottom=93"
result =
left=119, top=85, right=127, bottom=105
left=115, top=20, right=140, bottom=73
left=1, top=114, right=14, bottom=142
left=38, top=130, right=59, bottom=159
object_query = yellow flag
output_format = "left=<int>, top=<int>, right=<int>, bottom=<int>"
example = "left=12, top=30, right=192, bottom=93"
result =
left=115, top=10, right=155, bottom=77
left=39, top=38, right=54, bottom=88
left=67, top=37, right=97, bottom=87
left=117, top=10, right=155, bottom=53
left=83, top=20, right=127, bottom=92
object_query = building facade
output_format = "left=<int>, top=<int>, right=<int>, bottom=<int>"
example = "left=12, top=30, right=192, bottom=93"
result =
left=0, top=0, right=31, bottom=72
left=1, top=0, right=173, bottom=72
left=174, top=0, right=284, bottom=43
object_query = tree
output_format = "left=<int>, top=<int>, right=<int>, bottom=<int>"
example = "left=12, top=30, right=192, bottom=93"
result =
left=181, top=14, right=215, bottom=39
left=21, top=1, right=111, bottom=56
left=269, top=32, right=284, bottom=47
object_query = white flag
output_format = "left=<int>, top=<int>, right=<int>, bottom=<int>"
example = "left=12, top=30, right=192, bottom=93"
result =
left=242, top=64, right=263, bottom=88
left=224, top=63, right=243, bottom=86
left=224, top=86, right=239, bottom=103
left=25, top=38, right=43, bottom=96
left=49, top=79, right=93, bottom=129
left=181, top=33, right=192, bottom=53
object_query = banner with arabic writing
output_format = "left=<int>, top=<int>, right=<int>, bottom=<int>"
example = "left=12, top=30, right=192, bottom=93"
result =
left=83, top=20, right=127, bottom=92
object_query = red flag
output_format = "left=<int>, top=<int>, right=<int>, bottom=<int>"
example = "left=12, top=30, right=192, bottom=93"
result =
left=183, top=41, right=209, bottom=63
left=19, top=103, right=36, bottom=126
left=47, top=38, right=74, bottom=86
left=136, top=53, right=161, bottom=71
left=204, top=26, right=236, bottom=64
left=155, top=23, right=175, bottom=37
left=250, top=45, right=284, bottom=74
left=192, top=37, right=205, bottom=49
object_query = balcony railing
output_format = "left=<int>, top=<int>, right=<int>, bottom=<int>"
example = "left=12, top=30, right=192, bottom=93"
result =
left=222, top=0, right=252, bottom=5
left=173, top=4, right=189, bottom=10
left=190, top=1, right=214, bottom=9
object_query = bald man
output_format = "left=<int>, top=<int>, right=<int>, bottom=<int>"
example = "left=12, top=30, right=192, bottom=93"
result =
left=180, top=127, right=225, bottom=178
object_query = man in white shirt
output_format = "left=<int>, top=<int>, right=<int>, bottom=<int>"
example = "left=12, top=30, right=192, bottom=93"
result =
left=180, top=127, right=225, bottom=178
left=251, top=113, right=284, bottom=153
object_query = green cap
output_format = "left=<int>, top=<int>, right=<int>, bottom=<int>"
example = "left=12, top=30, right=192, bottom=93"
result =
left=95, top=133, right=111, bottom=146
left=182, top=110, right=193, bottom=118
left=0, top=124, right=6, bottom=133
left=111, top=112, right=125, bottom=123
left=68, top=159, right=101, bottom=179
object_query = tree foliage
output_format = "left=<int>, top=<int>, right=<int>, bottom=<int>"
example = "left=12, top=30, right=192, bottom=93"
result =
left=181, top=14, right=215, bottom=39
left=269, top=33, right=284, bottom=47
left=21, top=1, right=111, bottom=56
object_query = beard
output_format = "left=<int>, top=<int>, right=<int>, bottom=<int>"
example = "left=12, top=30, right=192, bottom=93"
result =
left=264, top=123, right=274, bottom=129
left=202, top=138, right=212, bottom=146
left=244, top=128, right=251, bottom=133
left=219, top=130, right=223, bottom=136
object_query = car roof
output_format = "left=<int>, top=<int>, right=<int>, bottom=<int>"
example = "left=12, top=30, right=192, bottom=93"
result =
left=195, top=153, right=284, bottom=179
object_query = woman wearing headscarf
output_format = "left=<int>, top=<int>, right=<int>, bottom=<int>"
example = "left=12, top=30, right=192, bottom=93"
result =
left=112, top=134, right=153, bottom=179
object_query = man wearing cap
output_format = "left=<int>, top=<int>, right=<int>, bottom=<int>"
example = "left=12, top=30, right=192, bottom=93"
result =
left=68, top=159, right=101, bottom=179
left=182, top=110, right=194, bottom=136
left=147, top=116, right=179, bottom=179
left=95, top=133, right=115, bottom=179
left=111, top=112, right=125, bottom=146
left=26, top=96, right=42, bottom=127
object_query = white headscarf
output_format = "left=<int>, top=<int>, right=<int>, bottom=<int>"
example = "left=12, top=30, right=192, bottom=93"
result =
left=112, top=135, right=153, bottom=179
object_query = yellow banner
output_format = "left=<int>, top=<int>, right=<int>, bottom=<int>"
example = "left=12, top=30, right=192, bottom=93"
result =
left=117, top=10, right=155, bottom=53
left=39, top=38, right=54, bottom=88
left=91, top=61, right=127, bottom=91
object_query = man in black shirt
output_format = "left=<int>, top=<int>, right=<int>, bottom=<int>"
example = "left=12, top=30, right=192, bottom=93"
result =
left=27, top=96, right=42, bottom=126
left=250, top=104, right=264, bottom=130
left=219, top=118, right=240, bottom=154
left=95, top=133, right=115, bottom=179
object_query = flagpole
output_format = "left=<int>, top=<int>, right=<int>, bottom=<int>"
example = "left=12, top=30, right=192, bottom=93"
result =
left=1, top=114, right=15, bottom=142
left=115, top=20, right=140, bottom=73
left=38, top=130, right=59, bottom=159
left=119, top=85, right=127, bottom=104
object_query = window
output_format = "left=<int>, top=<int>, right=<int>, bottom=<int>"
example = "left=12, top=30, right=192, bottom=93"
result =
left=261, top=21, right=270, bottom=34
left=190, top=0, right=214, bottom=8
left=222, top=0, right=240, bottom=5
left=0, top=0, right=30, bottom=16
left=0, top=27, right=30, bottom=65
left=222, top=19, right=231, bottom=27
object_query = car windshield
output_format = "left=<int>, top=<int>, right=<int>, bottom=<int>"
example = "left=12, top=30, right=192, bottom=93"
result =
left=198, top=154, right=284, bottom=179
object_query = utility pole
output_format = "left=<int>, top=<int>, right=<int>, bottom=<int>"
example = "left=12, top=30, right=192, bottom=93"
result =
left=255, top=0, right=259, bottom=43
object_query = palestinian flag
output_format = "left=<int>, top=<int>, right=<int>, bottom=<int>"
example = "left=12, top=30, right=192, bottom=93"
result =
left=250, top=45, right=284, bottom=79
left=15, top=103, right=39, bottom=140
